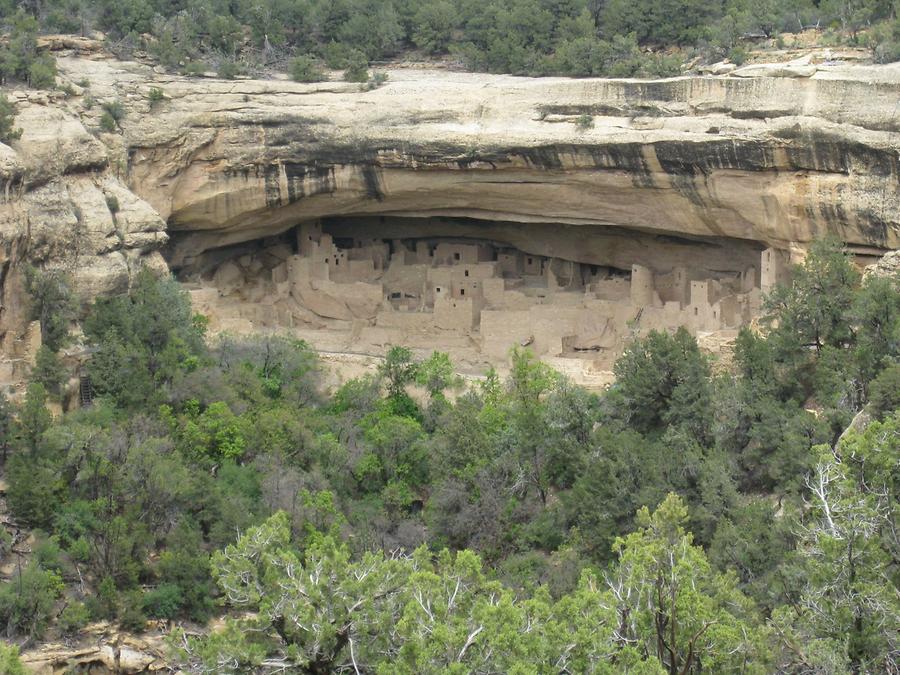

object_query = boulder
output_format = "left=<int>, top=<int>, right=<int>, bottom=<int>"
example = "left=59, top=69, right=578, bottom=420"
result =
left=212, top=260, right=245, bottom=295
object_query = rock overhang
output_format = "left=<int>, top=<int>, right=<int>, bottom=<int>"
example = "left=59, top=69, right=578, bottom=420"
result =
left=0, top=51, right=897, bottom=390
left=95, top=60, right=899, bottom=266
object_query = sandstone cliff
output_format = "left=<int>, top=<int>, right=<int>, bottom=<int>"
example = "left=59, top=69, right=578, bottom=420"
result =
left=0, top=83, right=168, bottom=384
left=1, top=44, right=899, bottom=388
left=54, top=55, right=900, bottom=266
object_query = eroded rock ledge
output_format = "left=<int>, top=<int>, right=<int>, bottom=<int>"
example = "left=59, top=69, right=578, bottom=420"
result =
left=0, top=84, right=167, bottom=387
left=57, top=57, right=900, bottom=265
left=1, top=49, right=899, bottom=389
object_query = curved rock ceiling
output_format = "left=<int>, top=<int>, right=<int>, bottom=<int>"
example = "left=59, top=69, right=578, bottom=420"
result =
left=2, top=53, right=899, bottom=388
left=84, top=58, right=900, bottom=267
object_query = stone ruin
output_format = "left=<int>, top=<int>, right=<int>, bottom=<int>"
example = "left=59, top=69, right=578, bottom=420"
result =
left=180, top=220, right=792, bottom=387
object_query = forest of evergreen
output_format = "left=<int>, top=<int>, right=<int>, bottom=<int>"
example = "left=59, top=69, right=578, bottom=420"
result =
left=0, top=240, right=897, bottom=672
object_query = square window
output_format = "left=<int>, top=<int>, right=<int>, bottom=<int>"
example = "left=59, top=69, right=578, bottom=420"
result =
left=460, top=289, right=465, bottom=296
left=527, top=257, right=533, bottom=264
left=454, top=252, right=461, bottom=261
left=464, top=270, right=469, bottom=277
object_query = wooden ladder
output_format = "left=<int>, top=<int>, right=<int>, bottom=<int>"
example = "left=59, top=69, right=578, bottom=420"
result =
left=79, top=375, right=93, bottom=407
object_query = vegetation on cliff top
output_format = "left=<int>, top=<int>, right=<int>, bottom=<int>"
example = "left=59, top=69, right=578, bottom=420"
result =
left=0, top=0, right=898, bottom=89
left=1, top=238, right=898, bottom=672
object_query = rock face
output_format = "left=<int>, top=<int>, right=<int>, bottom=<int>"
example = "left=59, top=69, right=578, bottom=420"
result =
left=0, top=84, right=168, bottom=388
left=2, top=45, right=900, bottom=388
left=18, top=624, right=169, bottom=674
left=866, top=249, right=900, bottom=279
left=51, top=56, right=899, bottom=266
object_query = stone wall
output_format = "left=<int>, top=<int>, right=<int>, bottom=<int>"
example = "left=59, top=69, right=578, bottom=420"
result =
left=182, top=219, right=783, bottom=387
left=4, top=47, right=899, bottom=392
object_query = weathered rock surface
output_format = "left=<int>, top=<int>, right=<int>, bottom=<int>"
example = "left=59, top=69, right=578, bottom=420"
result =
left=18, top=624, right=170, bottom=674
left=0, top=83, right=168, bottom=387
left=48, top=55, right=900, bottom=268
left=865, top=249, right=900, bottom=279
left=2, top=44, right=900, bottom=389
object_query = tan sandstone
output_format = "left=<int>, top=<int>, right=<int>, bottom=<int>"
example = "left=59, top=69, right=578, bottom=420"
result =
left=1, top=44, right=899, bottom=390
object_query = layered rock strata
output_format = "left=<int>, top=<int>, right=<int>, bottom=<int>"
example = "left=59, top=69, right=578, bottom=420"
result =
left=1, top=45, right=899, bottom=389
left=59, top=57, right=900, bottom=265
left=0, top=87, right=167, bottom=388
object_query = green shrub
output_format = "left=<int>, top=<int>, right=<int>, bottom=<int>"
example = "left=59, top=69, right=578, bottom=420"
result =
left=157, top=521, right=215, bottom=622
left=105, top=194, right=120, bottom=214
left=28, top=56, right=57, bottom=89
left=142, top=583, right=184, bottom=619
left=380, top=480, right=414, bottom=521
left=412, top=0, right=458, bottom=55
left=290, top=55, right=326, bottom=82
left=869, top=19, right=900, bottom=64
left=0, top=644, right=27, bottom=675
left=365, top=71, right=389, bottom=90
left=102, top=99, right=125, bottom=123
left=23, top=266, right=76, bottom=353
left=147, top=87, right=165, bottom=104
left=0, top=10, right=45, bottom=86
left=99, top=112, right=117, bottom=133
left=0, top=563, right=64, bottom=638
left=728, top=47, right=749, bottom=66
left=33, top=534, right=63, bottom=572
left=342, top=49, right=370, bottom=83
left=68, top=536, right=91, bottom=563
left=77, top=77, right=90, bottom=88
left=6, top=456, right=59, bottom=529
left=182, top=61, right=207, bottom=77
left=874, top=39, right=900, bottom=63
left=118, top=591, right=147, bottom=632
left=31, top=345, right=67, bottom=398
left=88, top=576, right=118, bottom=621
left=58, top=601, right=91, bottom=635
left=0, top=93, right=22, bottom=144
left=322, top=42, right=354, bottom=69
left=821, top=28, right=843, bottom=47
left=99, top=100, right=125, bottom=133
left=217, top=60, right=240, bottom=80
left=575, top=113, right=594, bottom=130
left=868, top=363, right=900, bottom=419
left=0, top=527, right=11, bottom=557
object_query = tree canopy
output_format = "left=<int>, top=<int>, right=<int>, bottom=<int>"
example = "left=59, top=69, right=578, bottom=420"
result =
left=0, top=0, right=898, bottom=87
left=3, top=243, right=898, bottom=672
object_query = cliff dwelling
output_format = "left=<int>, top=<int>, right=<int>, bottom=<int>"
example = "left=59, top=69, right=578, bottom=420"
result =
left=4, top=55, right=900, bottom=391
left=171, top=216, right=781, bottom=385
